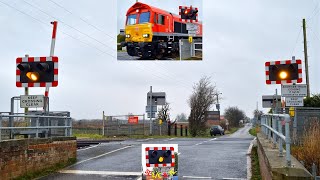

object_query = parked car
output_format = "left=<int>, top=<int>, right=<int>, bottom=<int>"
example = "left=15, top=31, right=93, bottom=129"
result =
left=210, top=125, right=225, bottom=136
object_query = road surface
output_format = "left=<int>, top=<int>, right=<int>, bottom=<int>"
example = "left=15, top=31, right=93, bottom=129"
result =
left=41, top=124, right=253, bottom=180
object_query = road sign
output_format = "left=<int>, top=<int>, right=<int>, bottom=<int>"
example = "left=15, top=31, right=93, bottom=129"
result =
left=146, top=106, right=157, bottom=113
left=285, top=97, right=304, bottom=107
left=281, top=84, right=307, bottom=97
left=16, top=56, right=58, bottom=87
left=262, top=95, right=282, bottom=108
left=186, top=23, right=198, bottom=31
left=147, top=113, right=156, bottom=118
left=20, top=95, right=44, bottom=108
left=265, top=59, right=302, bottom=85
left=128, top=116, right=139, bottom=124
left=147, top=92, right=166, bottom=106
left=188, top=30, right=197, bottom=36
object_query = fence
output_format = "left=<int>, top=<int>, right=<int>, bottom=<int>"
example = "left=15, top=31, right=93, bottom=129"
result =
left=0, top=112, right=72, bottom=141
left=260, top=113, right=291, bottom=166
left=285, top=107, right=320, bottom=144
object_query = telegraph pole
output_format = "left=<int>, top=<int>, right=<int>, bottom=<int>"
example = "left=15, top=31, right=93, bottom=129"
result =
left=302, top=18, right=310, bottom=98
left=149, top=86, right=153, bottom=135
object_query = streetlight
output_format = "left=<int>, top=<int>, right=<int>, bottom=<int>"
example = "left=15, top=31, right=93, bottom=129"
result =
left=215, top=92, right=222, bottom=111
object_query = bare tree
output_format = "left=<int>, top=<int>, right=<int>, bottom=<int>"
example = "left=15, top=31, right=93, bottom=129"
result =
left=224, top=107, right=246, bottom=128
left=157, top=102, right=171, bottom=123
left=253, top=109, right=263, bottom=120
left=188, top=76, right=217, bottom=137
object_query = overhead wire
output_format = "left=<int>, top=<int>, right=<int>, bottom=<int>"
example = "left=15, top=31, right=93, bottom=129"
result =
left=21, top=0, right=116, bottom=51
left=0, top=0, right=116, bottom=58
left=290, top=26, right=302, bottom=56
left=47, top=0, right=114, bottom=41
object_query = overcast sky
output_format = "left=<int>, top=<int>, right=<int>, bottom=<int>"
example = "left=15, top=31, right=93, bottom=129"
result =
left=0, top=0, right=319, bottom=120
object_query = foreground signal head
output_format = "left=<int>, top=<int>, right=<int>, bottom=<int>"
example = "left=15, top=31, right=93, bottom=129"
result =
left=265, top=60, right=302, bottom=84
left=16, top=56, right=58, bottom=87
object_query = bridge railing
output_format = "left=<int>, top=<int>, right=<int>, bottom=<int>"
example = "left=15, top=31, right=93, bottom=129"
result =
left=0, top=114, right=72, bottom=141
left=261, top=113, right=291, bottom=167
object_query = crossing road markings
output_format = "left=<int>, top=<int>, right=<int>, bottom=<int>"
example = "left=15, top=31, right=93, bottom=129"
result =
left=183, top=176, right=212, bottom=179
left=59, top=170, right=141, bottom=176
left=68, top=145, right=132, bottom=167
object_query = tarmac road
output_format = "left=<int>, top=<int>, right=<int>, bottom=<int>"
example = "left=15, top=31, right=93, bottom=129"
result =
left=41, top=124, right=254, bottom=180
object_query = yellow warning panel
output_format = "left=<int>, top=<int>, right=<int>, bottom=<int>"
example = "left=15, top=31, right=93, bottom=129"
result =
left=289, top=107, right=295, bottom=117
left=188, top=36, right=193, bottom=43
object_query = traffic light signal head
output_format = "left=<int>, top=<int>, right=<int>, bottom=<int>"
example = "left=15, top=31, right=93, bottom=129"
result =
left=265, top=60, right=302, bottom=84
left=146, top=147, right=175, bottom=167
left=179, top=6, right=198, bottom=21
left=16, top=56, right=58, bottom=87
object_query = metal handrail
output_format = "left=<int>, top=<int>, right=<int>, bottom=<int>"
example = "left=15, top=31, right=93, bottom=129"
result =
left=261, top=113, right=291, bottom=167
left=0, top=114, right=71, bottom=119
left=0, top=114, right=72, bottom=141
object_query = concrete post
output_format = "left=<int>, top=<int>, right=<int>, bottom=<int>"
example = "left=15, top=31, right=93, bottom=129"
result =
left=278, top=117, right=283, bottom=157
left=312, top=163, right=317, bottom=178
left=272, top=116, right=277, bottom=148
left=285, top=117, right=291, bottom=167
left=268, top=116, right=271, bottom=141
left=102, top=111, right=105, bottom=136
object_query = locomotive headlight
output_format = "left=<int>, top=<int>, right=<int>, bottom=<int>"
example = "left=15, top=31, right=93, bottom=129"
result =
left=143, top=34, right=149, bottom=38
left=125, top=34, right=131, bottom=38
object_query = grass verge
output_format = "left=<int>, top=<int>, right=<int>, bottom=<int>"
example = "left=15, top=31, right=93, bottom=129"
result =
left=291, top=121, right=320, bottom=176
left=14, top=158, right=76, bottom=180
left=225, top=127, right=240, bottom=135
left=251, top=146, right=262, bottom=180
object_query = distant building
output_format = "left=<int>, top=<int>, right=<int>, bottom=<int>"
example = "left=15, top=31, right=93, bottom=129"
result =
left=205, top=111, right=220, bottom=126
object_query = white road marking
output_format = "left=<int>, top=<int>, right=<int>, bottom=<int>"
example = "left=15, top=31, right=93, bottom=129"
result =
left=169, top=137, right=176, bottom=140
left=137, top=138, right=153, bottom=142
left=195, top=140, right=210, bottom=146
left=136, top=177, right=142, bottom=180
left=59, top=170, right=141, bottom=176
left=68, top=145, right=132, bottom=167
left=209, top=138, right=217, bottom=141
left=77, top=144, right=99, bottom=151
left=222, top=178, right=247, bottom=180
left=183, top=176, right=212, bottom=179
left=178, top=152, right=181, bottom=155
left=247, top=137, right=256, bottom=180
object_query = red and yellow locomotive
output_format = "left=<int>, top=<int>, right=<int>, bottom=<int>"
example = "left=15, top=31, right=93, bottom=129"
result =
left=123, top=2, right=202, bottom=59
